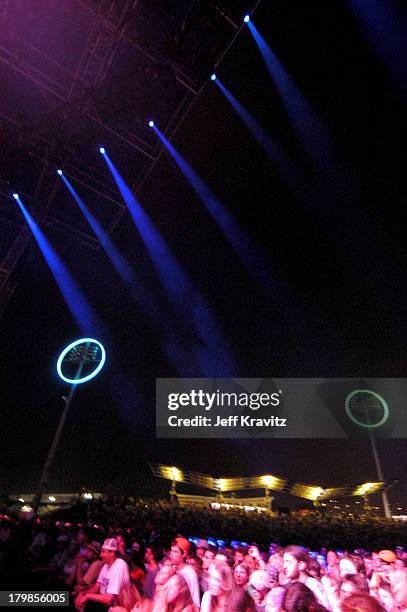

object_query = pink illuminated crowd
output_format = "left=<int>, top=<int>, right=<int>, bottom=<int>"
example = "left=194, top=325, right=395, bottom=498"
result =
left=2, top=518, right=406, bottom=612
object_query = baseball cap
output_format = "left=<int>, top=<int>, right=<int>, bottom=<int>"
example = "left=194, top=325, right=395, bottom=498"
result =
left=175, top=537, right=191, bottom=556
left=88, top=541, right=102, bottom=556
left=102, top=538, right=118, bottom=552
left=249, top=570, right=271, bottom=591
left=378, top=550, right=397, bottom=563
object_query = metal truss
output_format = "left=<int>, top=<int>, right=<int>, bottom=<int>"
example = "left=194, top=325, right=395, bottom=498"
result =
left=0, top=0, right=141, bottom=318
left=0, top=28, right=154, bottom=157
left=0, top=160, right=62, bottom=317
left=0, top=0, right=263, bottom=319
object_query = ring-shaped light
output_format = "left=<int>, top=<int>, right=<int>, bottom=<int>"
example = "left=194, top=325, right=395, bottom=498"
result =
left=345, top=389, right=389, bottom=428
left=57, top=338, right=106, bottom=384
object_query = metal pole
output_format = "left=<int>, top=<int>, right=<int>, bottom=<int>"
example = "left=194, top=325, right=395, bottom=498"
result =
left=363, top=400, right=392, bottom=520
left=370, top=434, right=392, bottom=519
left=32, top=345, right=88, bottom=514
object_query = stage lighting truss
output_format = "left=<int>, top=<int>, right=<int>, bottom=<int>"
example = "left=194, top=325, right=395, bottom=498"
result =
left=0, top=0, right=262, bottom=318
left=149, top=463, right=396, bottom=501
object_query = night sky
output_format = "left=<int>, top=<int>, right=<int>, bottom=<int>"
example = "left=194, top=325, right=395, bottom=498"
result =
left=1, top=1, right=407, bottom=510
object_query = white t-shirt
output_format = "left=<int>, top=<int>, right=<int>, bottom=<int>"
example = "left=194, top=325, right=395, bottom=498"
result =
left=200, top=590, right=212, bottom=612
left=179, top=564, right=201, bottom=608
left=97, top=558, right=130, bottom=595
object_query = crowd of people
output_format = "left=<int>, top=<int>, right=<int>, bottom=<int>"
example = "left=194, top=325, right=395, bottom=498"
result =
left=14, top=497, right=407, bottom=550
left=0, top=498, right=407, bottom=611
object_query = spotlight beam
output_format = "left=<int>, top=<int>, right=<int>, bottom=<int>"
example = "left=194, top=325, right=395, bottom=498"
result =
left=13, top=195, right=100, bottom=334
left=346, top=0, right=407, bottom=96
left=102, top=154, right=236, bottom=376
left=153, top=126, right=290, bottom=303
left=59, top=175, right=193, bottom=374
left=247, top=22, right=335, bottom=170
left=214, top=79, right=298, bottom=187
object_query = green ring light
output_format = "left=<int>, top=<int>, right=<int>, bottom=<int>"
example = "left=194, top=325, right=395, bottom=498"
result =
left=345, top=389, right=389, bottom=428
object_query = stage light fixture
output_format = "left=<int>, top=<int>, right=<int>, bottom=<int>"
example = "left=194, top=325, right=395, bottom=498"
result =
left=210, top=73, right=217, bottom=81
left=244, top=14, right=250, bottom=23
left=148, top=120, right=155, bottom=128
left=99, top=147, right=105, bottom=154
left=12, top=193, right=19, bottom=200
left=57, top=169, right=63, bottom=176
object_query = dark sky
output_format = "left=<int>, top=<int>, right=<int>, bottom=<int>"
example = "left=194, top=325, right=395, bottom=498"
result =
left=1, top=1, right=407, bottom=510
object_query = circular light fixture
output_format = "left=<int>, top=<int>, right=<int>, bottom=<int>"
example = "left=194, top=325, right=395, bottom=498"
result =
left=12, top=193, right=19, bottom=200
left=345, top=389, right=389, bottom=428
left=244, top=14, right=250, bottom=23
left=57, top=169, right=63, bottom=176
left=148, top=120, right=155, bottom=128
left=210, top=73, right=217, bottom=81
left=99, top=147, right=106, bottom=154
left=57, top=338, right=106, bottom=384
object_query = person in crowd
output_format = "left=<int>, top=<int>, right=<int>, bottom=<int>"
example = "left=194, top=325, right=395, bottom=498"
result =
left=187, top=556, right=204, bottom=600
left=215, top=548, right=235, bottom=568
left=152, top=560, right=176, bottom=611
left=201, top=545, right=217, bottom=593
left=235, top=547, right=248, bottom=566
left=284, top=582, right=328, bottom=612
left=390, top=568, right=407, bottom=611
left=52, top=534, right=69, bottom=573
left=244, top=554, right=257, bottom=573
left=268, top=550, right=287, bottom=586
left=116, top=534, right=130, bottom=559
left=264, top=584, right=286, bottom=612
left=165, top=572, right=198, bottom=612
left=75, top=537, right=130, bottom=610
left=369, top=550, right=397, bottom=606
left=247, top=545, right=266, bottom=571
left=339, top=554, right=366, bottom=578
left=233, top=562, right=251, bottom=589
left=130, top=548, right=146, bottom=594
left=247, top=569, right=271, bottom=610
left=396, top=558, right=407, bottom=571
left=71, top=541, right=103, bottom=596
left=63, top=538, right=81, bottom=585
left=309, top=557, right=323, bottom=580
left=283, top=545, right=330, bottom=609
left=196, top=540, right=209, bottom=561
left=326, top=551, right=340, bottom=578
left=143, top=545, right=162, bottom=600
left=340, top=593, right=386, bottom=611
left=201, top=559, right=237, bottom=611
left=339, top=573, right=369, bottom=599
left=77, top=528, right=93, bottom=558
left=227, top=588, right=256, bottom=611
left=364, top=556, right=375, bottom=580
left=169, top=538, right=200, bottom=609
left=187, top=556, right=202, bottom=574
left=109, top=582, right=144, bottom=612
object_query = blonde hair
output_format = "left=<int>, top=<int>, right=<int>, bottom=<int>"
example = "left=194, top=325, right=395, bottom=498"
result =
left=117, top=582, right=142, bottom=610
left=207, top=560, right=237, bottom=610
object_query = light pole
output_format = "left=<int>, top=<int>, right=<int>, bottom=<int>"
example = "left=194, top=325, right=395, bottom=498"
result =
left=345, top=389, right=391, bottom=518
left=32, top=338, right=106, bottom=515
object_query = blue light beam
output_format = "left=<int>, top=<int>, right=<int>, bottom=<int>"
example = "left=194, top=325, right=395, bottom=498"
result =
left=247, top=21, right=336, bottom=171
left=346, top=0, right=407, bottom=98
left=214, top=79, right=297, bottom=187
left=14, top=195, right=100, bottom=335
left=154, top=126, right=287, bottom=303
left=59, top=174, right=194, bottom=375
left=102, top=154, right=235, bottom=376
